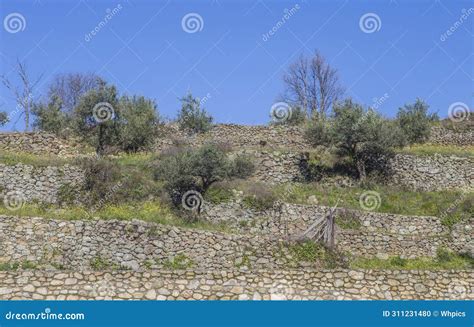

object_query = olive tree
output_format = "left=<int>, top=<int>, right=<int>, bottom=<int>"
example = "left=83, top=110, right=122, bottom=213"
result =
left=306, top=99, right=404, bottom=180
left=154, top=143, right=254, bottom=209
left=73, top=81, right=121, bottom=156
left=177, top=93, right=213, bottom=133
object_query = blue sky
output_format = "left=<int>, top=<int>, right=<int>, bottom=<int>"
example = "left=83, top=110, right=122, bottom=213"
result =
left=0, top=0, right=472, bottom=130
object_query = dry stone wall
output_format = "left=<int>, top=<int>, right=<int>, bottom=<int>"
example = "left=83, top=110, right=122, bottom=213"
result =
left=429, top=126, right=474, bottom=147
left=238, top=150, right=308, bottom=184
left=388, top=154, right=473, bottom=191
left=202, top=201, right=473, bottom=258
left=0, top=216, right=289, bottom=271
left=1, top=152, right=470, bottom=208
left=154, top=124, right=310, bottom=151
left=154, top=124, right=473, bottom=151
left=0, top=269, right=472, bottom=300
left=0, top=132, right=78, bottom=157
left=0, top=163, right=83, bottom=204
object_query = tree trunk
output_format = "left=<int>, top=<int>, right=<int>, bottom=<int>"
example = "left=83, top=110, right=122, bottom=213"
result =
left=97, top=125, right=104, bottom=157
left=356, top=160, right=366, bottom=181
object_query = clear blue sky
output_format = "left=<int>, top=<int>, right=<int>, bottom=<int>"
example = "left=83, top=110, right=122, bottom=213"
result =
left=0, top=0, right=472, bottom=130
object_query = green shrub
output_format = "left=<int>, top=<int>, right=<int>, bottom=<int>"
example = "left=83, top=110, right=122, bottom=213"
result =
left=436, top=248, right=455, bottom=263
left=229, top=155, right=255, bottom=179
left=396, top=98, right=438, bottom=144
left=205, top=183, right=234, bottom=204
left=390, top=256, right=408, bottom=267
left=32, top=95, right=71, bottom=136
left=177, top=93, right=213, bottom=133
left=57, top=183, right=80, bottom=206
left=77, top=157, right=122, bottom=207
left=289, top=241, right=325, bottom=262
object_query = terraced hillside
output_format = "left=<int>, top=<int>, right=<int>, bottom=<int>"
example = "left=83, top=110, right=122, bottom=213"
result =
left=0, top=124, right=472, bottom=300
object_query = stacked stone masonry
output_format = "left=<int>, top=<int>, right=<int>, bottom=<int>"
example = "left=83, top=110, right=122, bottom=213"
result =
left=0, top=216, right=289, bottom=271
left=0, top=153, right=471, bottom=206
left=0, top=269, right=472, bottom=300
left=0, top=132, right=79, bottom=157
left=202, top=201, right=473, bottom=258
left=1, top=212, right=472, bottom=271
left=0, top=163, right=83, bottom=204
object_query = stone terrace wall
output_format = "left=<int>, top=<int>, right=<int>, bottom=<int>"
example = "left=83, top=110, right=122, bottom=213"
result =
left=429, top=126, right=474, bottom=146
left=154, top=124, right=473, bottom=152
left=0, top=132, right=79, bottom=157
left=0, top=216, right=289, bottom=271
left=203, top=201, right=473, bottom=258
left=238, top=150, right=308, bottom=184
left=0, top=269, right=472, bottom=300
left=154, top=124, right=310, bottom=151
left=1, top=152, right=470, bottom=208
left=0, top=163, right=83, bottom=204
left=388, top=154, right=473, bottom=191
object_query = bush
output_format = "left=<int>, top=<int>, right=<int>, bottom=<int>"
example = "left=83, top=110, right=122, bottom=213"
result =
left=77, top=157, right=122, bottom=207
left=177, top=93, right=213, bottom=133
left=229, top=155, right=255, bottom=179
left=436, top=248, right=455, bottom=263
left=396, top=99, right=438, bottom=144
left=118, top=95, right=160, bottom=152
left=32, top=95, right=70, bottom=136
left=304, top=120, right=332, bottom=147
left=204, top=183, right=234, bottom=204
left=154, top=143, right=254, bottom=209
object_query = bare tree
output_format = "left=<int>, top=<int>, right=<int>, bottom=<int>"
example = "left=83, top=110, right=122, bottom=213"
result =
left=47, top=73, right=103, bottom=113
left=1, top=59, right=43, bottom=131
left=283, top=51, right=344, bottom=119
